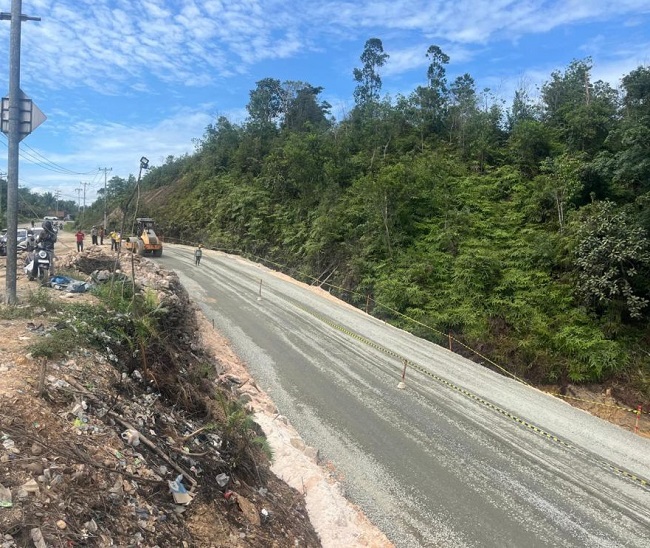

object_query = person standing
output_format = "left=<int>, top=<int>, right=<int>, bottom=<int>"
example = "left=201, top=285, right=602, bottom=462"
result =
left=110, top=230, right=117, bottom=251
left=194, top=244, right=203, bottom=266
left=91, top=226, right=98, bottom=245
left=99, top=226, right=105, bottom=245
left=75, top=229, right=85, bottom=252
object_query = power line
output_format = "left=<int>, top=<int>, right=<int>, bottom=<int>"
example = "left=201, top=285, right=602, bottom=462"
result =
left=0, top=133, right=98, bottom=175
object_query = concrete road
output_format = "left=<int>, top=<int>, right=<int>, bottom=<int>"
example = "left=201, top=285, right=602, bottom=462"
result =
left=157, top=244, right=650, bottom=547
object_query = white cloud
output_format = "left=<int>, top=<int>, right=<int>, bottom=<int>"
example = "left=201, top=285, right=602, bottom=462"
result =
left=0, top=0, right=646, bottom=201
left=13, top=106, right=216, bottom=203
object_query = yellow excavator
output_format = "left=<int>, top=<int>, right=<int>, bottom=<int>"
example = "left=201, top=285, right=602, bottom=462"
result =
left=125, top=217, right=163, bottom=257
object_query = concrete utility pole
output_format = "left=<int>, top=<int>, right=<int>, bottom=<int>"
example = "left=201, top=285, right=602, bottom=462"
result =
left=99, top=166, right=112, bottom=229
left=80, top=180, right=90, bottom=226
left=75, top=187, right=81, bottom=218
left=54, top=189, right=60, bottom=218
left=1, top=1, right=40, bottom=304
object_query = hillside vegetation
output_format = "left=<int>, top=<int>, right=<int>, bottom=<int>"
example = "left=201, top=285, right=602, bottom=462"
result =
left=96, top=43, right=650, bottom=404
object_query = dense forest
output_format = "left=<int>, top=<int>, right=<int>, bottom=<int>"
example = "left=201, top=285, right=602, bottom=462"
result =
left=100, top=40, right=650, bottom=400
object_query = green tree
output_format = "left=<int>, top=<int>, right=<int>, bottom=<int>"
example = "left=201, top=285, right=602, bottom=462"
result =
left=572, top=200, right=650, bottom=320
left=353, top=38, right=389, bottom=107
left=539, top=153, right=585, bottom=231
left=283, top=85, right=331, bottom=132
left=622, top=66, right=650, bottom=119
left=197, top=116, right=242, bottom=174
left=597, top=66, right=650, bottom=198
left=413, top=45, right=450, bottom=140
left=508, top=88, right=539, bottom=128
left=247, top=78, right=283, bottom=126
left=508, top=119, right=554, bottom=177
left=541, top=59, right=618, bottom=154
left=448, top=73, right=477, bottom=155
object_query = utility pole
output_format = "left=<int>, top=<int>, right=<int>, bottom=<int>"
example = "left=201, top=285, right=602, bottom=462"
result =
left=80, top=181, right=90, bottom=226
left=1, top=1, right=40, bottom=304
left=75, top=187, right=81, bottom=220
left=54, top=189, right=60, bottom=218
left=99, top=166, right=111, bottom=230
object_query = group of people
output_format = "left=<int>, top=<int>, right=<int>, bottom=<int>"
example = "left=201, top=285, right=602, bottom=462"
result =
left=28, top=220, right=206, bottom=277
left=74, top=226, right=122, bottom=252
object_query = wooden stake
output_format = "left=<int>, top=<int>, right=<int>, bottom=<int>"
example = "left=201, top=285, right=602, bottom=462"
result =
left=37, top=358, right=47, bottom=398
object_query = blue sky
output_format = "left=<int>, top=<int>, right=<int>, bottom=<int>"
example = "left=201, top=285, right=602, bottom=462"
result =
left=0, top=0, right=649, bottom=208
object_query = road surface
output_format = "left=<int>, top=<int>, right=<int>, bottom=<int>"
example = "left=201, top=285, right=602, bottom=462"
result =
left=157, top=244, right=650, bottom=547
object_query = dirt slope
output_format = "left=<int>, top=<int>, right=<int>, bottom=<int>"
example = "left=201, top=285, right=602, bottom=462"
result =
left=0, top=229, right=325, bottom=547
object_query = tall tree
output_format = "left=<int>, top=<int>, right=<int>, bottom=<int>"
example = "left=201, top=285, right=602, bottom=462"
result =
left=353, top=38, right=389, bottom=107
left=448, top=73, right=477, bottom=155
left=247, top=78, right=283, bottom=126
left=541, top=59, right=617, bottom=154
left=414, top=45, right=450, bottom=141
left=198, top=116, right=242, bottom=173
left=539, top=153, right=585, bottom=231
left=283, top=85, right=331, bottom=132
left=601, top=66, right=650, bottom=197
left=621, top=66, right=650, bottom=119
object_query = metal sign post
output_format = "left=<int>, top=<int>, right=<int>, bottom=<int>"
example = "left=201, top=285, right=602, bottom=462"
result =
left=0, top=1, right=42, bottom=304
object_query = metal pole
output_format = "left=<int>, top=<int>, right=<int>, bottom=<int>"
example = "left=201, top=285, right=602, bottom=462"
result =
left=0, top=171, right=5, bottom=228
left=4, top=0, right=23, bottom=304
left=2, top=1, right=39, bottom=304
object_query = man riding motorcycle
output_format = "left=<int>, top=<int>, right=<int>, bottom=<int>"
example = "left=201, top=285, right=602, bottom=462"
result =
left=29, top=220, right=57, bottom=281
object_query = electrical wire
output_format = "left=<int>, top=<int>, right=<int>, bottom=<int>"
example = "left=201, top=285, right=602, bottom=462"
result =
left=0, top=134, right=98, bottom=175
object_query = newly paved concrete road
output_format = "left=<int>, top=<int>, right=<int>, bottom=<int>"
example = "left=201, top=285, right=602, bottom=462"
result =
left=158, top=244, right=650, bottom=547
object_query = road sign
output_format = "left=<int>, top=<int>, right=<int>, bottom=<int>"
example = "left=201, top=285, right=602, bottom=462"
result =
left=1, top=88, right=46, bottom=141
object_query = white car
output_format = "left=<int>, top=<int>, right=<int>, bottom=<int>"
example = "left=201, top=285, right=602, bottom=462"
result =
left=1, top=228, right=29, bottom=255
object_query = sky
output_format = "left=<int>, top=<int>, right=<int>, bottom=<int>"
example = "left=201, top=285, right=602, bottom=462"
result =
left=0, top=0, right=649, bottom=210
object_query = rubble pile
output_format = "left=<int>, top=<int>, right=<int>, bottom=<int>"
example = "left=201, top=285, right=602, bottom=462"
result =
left=0, top=248, right=321, bottom=547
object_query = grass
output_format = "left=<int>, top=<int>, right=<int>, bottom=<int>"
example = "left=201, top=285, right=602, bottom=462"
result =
left=0, top=287, right=57, bottom=320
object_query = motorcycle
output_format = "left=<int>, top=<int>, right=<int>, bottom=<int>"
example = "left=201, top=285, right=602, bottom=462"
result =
left=27, top=242, right=52, bottom=283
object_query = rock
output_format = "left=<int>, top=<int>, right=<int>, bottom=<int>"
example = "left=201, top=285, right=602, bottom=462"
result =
left=289, top=437, right=305, bottom=451
left=31, top=443, right=44, bottom=456
left=24, top=462, right=44, bottom=475
left=264, top=402, right=278, bottom=414
left=30, top=528, right=47, bottom=548
left=304, top=446, right=319, bottom=463
left=17, top=479, right=39, bottom=498
left=236, top=494, right=261, bottom=526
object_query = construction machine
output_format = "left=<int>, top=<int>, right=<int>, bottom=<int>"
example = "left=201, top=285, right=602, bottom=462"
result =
left=125, top=217, right=163, bottom=257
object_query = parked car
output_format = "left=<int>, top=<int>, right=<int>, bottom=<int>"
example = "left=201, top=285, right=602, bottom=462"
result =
left=18, top=228, right=42, bottom=252
left=1, top=228, right=29, bottom=255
